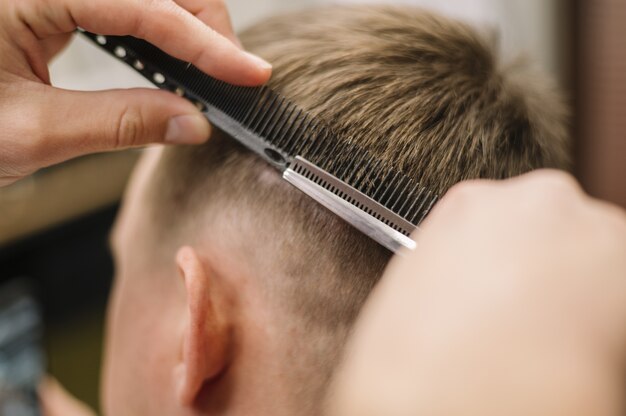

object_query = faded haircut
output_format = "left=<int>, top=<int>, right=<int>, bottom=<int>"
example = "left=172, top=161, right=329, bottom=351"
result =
left=145, top=5, right=570, bottom=412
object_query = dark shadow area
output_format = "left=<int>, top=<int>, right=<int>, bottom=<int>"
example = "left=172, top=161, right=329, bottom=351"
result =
left=0, top=204, right=119, bottom=411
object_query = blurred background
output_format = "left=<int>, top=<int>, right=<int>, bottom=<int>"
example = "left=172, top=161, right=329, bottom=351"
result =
left=0, top=0, right=624, bottom=412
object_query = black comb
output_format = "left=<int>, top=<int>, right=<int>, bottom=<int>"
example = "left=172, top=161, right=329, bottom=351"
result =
left=79, top=31, right=438, bottom=252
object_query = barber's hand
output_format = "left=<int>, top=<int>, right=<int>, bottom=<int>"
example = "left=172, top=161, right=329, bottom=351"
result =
left=329, top=171, right=626, bottom=416
left=0, top=0, right=272, bottom=186
left=39, top=377, right=96, bottom=416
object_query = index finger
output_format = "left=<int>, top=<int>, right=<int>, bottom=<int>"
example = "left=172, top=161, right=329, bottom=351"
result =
left=173, top=0, right=242, bottom=47
left=62, top=0, right=271, bottom=85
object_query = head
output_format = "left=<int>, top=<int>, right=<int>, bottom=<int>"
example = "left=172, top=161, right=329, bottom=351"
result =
left=103, top=5, right=569, bottom=416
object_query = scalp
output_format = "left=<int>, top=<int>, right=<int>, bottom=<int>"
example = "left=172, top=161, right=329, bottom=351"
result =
left=145, top=6, right=571, bottom=413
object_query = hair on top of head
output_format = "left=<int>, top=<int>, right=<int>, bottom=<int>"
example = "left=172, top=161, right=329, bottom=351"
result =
left=145, top=5, right=570, bottom=413
left=241, top=6, right=570, bottom=195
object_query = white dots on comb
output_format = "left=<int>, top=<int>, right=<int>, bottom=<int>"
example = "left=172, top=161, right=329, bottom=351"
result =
left=153, top=73, right=166, bottom=84
left=114, top=46, right=127, bottom=58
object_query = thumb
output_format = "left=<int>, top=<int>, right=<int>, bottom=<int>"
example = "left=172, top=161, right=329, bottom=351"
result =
left=31, top=85, right=210, bottom=166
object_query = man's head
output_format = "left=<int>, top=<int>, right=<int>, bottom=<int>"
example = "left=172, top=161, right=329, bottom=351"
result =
left=103, top=6, right=569, bottom=416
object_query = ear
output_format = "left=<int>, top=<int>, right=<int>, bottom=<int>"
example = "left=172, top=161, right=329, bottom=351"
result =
left=173, top=246, right=230, bottom=407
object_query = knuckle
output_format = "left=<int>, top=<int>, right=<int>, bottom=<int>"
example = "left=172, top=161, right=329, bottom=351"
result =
left=208, top=0, right=227, bottom=11
left=533, top=170, right=581, bottom=196
left=433, top=180, right=490, bottom=220
left=423, top=180, right=493, bottom=229
left=126, top=8, right=147, bottom=37
left=115, top=107, right=145, bottom=148
left=187, top=42, right=208, bottom=66
left=444, top=180, right=486, bottom=205
left=514, top=170, right=581, bottom=211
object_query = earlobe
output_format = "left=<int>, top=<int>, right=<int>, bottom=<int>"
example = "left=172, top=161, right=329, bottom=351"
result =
left=174, top=246, right=230, bottom=407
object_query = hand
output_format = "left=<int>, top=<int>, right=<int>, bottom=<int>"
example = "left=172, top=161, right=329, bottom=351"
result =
left=0, top=0, right=272, bottom=186
left=39, top=377, right=96, bottom=416
left=329, top=170, right=626, bottom=416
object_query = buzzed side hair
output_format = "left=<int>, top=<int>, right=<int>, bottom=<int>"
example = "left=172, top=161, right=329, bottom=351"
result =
left=145, top=5, right=570, bottom=412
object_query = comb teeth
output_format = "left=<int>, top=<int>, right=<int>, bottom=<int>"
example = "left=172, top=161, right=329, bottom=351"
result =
left=81, top=32, right=438, bottom=229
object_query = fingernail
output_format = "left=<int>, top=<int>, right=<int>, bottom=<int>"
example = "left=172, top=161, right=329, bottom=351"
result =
left=165, top=115, right=210, bottom=144
left=244, top=51, right=272, bottom=71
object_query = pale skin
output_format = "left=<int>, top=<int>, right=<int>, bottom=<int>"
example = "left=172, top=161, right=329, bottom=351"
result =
left=76, top=146, right=314, bottom=416
left=40, top=161, right=626, bottom=415
left=1, top=2, right=624, bottom=415
left=45, top=146, right=278, bottom=415
left=329, top=171, right=626, bottom=416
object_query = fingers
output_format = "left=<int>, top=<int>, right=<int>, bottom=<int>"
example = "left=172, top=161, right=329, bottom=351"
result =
left=39, top=377, right=97, bottom=416
left=67, top=0, right=270, bottom=85
left=13, top=83, right=210, bottom=171
left=18, top=0, right=270, bottom=85
left=174, top=0, right=242, bottom=47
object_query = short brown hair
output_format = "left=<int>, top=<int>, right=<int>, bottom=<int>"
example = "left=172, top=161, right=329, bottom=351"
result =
left=146, top=5, right=570, bottom=412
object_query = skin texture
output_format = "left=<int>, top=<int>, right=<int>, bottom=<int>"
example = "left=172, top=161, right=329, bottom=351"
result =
left=42, top=162, right=626, bottom=416
left=39, top=378, right=96, bottom=416
left=42, top=6, right=573, bottom=414
left=240, top=6, right=570, bottom=198
left=21, top=4, right=618, bottom=414
left=141, top=9, right=573, bottom=409
left=102, top=147, right=307, bottom=416
left=0, top=0, right=271, bottom=186
left=328, top=170, right=626, bottom=416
